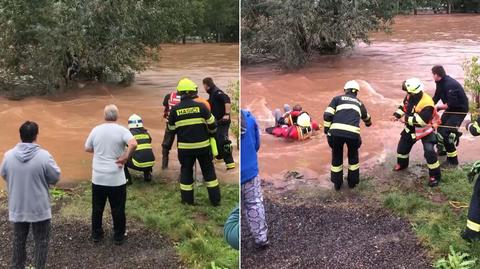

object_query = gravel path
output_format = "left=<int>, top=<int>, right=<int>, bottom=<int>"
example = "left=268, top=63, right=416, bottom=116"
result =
left=0, top=204, right=181, bottom=268
left=241, top=195, right=432, bottom=269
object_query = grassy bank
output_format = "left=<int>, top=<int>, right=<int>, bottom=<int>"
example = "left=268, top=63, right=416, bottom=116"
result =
left=61, top=179, right=239, bottom=269
left=359, top=165, right=480, bottom=267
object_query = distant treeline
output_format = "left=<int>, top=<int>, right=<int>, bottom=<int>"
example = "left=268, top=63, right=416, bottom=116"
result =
left=398, top=0, right=480, bottom=14
left=0, top=0, right=238, bottom=97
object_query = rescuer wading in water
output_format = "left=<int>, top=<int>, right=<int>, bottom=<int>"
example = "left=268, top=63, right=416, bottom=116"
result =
left=323, top=80, right=372, bottom=191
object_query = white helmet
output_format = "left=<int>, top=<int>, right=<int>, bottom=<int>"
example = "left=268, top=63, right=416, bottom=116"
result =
left=404, top=78, right=424, bottom=94
left=128, top=114, right=143, bottom=128
left=344, top=80, right=360, bottom=92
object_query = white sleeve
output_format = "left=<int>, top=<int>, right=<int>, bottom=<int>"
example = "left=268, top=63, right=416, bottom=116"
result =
left=0, top=153, right=7, bottom=179
left=85, top=128, right=95, bottom=150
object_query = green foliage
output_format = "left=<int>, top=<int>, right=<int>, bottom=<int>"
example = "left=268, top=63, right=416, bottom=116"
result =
left=0, top=0, right=238, bottom=96
left=434, top=246, right=476, bottom=269
left=463, top=56, right=480, bottom=108
left=364, top=165, right=480, bottom=264
left=242, top=0, right=395, bottom=69
left=61, top=180, right=239, bottom=268
left=49, top=187, right=68, bottom=201
left=227, top=80, right=240, bottom=146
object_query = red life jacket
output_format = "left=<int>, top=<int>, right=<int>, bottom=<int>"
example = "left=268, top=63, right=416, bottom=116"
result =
left=168, top=92, right=181, bottom=110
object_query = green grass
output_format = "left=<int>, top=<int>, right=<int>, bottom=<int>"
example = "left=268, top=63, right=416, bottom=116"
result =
left=362, top=165, right=480, bottom=267
left=60, top=180, right=239, bottom=269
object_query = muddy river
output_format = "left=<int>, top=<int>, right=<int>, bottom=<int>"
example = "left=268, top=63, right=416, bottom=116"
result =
left=242, top=14, right=480, bottom=189
left=0, top=44, right=239, bottom=188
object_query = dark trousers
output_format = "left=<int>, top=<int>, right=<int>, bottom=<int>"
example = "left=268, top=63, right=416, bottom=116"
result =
left=178, top=152, right=221, bottom=205
left=396, top=131, right=440, bottom=178
left=216, top=122, right=235, bottom=169
left=91, top=183, right=126, bottom=241
left=161, top=126, right=176, bottom=153
left=124, top=160, right=152, bottom=182
left=465, top=177, right=480, bottom=239
left=437, top=113, right=465, bottom=164
left=328, top=135, right=361, bottom=188
left=11, top=219, right=50, bottom=269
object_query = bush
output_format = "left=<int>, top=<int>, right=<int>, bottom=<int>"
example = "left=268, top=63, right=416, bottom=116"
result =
left=463, top=56, right=480, bottom=108
left=434, top=246, right=476, bottom=269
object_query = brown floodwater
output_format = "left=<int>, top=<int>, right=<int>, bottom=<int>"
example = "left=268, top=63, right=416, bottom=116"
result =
left=242, top=14, right=480, bottom=188
left=0, top=44, right=239, bottom=188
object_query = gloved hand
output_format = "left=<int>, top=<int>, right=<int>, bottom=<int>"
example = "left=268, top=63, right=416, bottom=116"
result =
left=468, top=161, right=480, bottom=183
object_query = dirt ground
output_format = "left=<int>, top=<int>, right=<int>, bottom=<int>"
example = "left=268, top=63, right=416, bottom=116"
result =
left=241, top=190, right=432, bottom=269
left=0, top=199, right=182, bottom=269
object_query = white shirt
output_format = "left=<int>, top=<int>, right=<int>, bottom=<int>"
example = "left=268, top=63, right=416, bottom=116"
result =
left=85, top=123, right=133, bottom=186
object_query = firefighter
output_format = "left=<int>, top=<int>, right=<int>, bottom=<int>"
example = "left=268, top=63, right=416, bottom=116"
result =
left=462, top=118, right=480, bottom=241
left=124, top=114, right=155, bottom=184
left=203, top=77, right=235, bottom=170
left=168, top=78, right=220, bottom=206
left=323, top=80, right=372, bottom=190
left=161, top=89, right=211, bottom=169
left=392, top=78, right=441, bottom=187
left=432, top=65, right=469, bottom=166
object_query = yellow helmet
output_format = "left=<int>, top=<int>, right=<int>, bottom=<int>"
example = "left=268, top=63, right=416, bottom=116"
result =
left=176, top=78, right=198, bottom=93
left=344, top=80, right=360, bottom=92
left=404, top=78, right=424, bottom=94
left=128, top=114, right=143, bottom=128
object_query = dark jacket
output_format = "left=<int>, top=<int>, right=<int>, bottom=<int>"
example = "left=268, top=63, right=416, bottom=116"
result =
left=168, top=96, right=217, bottom=155
left=130, top=128, right=155, bottom=168
left=394, top=92, right=435, bottom=134
left=433, top=75, right=469, bottom=113
left=207, top=85, right=231, bottom=123
left=323, top=92, right=371, bottom=139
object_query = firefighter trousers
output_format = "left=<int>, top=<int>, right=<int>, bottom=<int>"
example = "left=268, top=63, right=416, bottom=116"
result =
left=437, top=113, right=465, bottom=165
left=328, top=135, right=361, bottom=188
left=124, top=160, right=152, bottom=182
left=216, top=122, right=235, bottom=169
left=178, top=151, right=221, bottom=206
left=464, top=176, right=480, bottom=240
left=396, top=131, right=440, bottom=178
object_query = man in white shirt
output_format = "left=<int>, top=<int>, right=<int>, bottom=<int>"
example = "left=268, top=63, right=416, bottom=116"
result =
left=85, top=104, right=137, bottom=245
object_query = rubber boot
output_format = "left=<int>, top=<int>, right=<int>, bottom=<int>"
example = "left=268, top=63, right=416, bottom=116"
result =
left=428, top=175, right=441, bottom=187
left=162, top=150, right=169, bottom=169
left=144, top=170, right=152, bottom=182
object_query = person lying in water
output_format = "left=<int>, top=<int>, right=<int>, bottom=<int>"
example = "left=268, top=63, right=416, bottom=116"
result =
left=265, top=104, right=320, bottom=140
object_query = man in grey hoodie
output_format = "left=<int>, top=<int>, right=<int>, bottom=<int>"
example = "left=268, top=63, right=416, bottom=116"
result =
left=1, top=121, right=61, bottom=269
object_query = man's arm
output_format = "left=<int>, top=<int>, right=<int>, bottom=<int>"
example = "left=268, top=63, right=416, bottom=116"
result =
left=323, top=97, right=337, bottom=134
left=360, top=103, right=372, bottom=127
left=254, top=115, right=260, bottom=152
left=163, top=93, right=170, bottom=118
left=406, top=106, right=434, bottom=127
left=467, top=117, right=480, bottom=137
left=116, top=137, right=138, bottom=167
left=45, top=154, right=61, bottom=185
left=85, top=129, right=95, bottom=153
left=220, top=92, right=232, bottom=121
left=203, top=105, right=217, bottom=135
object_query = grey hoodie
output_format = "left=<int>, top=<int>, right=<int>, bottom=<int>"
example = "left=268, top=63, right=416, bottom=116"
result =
left=1, top=143, right=61, bottom=222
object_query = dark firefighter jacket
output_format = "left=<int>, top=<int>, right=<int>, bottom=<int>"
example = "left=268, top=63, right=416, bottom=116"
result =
left=130, top=128, right=155, bottom=168
left=168, top=96, right=217, bottom=155
left=323, top=93, right=372, bottom=139
left=433, top=75, right=469, bottom=113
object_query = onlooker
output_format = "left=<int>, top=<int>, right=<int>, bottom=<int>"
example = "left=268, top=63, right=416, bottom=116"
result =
left=85, top=104, right=137, bottom=245
left=224, top=206, right=239, bottom=250
left=204, top=77, right=236, bottom=170
left=241, top=109, right=269, bottom=249
left=1, top=121, right=61, bottom=269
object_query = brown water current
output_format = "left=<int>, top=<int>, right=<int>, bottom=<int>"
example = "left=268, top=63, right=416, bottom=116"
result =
left=242, top=15, right=480, bottom=189
left=0, top=44, right=239, bottom=188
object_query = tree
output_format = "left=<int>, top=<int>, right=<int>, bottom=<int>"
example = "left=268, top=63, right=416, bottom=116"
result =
left=463, top=56, right=480, bottom=109
left=241, top=0, right=395, bottom=69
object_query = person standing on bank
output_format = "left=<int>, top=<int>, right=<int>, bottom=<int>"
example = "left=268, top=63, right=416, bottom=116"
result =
left=203, top=77, right=236, bottom=170
left=85, top=104, right=138, bottom=245
left=1, top=121, right=61, bottom=269
left=323, top=80, right=372, bottom=190
left=432, top=65, right=469, bottom=166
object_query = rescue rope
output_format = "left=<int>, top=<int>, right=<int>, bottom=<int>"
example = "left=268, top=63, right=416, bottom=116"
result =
left=442, top=111, right=470, bottom=115
left=449, top=200, right=469, bottom=209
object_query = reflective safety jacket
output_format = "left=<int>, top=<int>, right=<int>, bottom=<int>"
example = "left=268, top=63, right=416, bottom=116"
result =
left=323, top=93, right=372, bottom=139
left=393, top=91, right=439, bottom=140
left=468, top=118, right=480, bottom=137
left=163, top=91, right=182, bottom=119
left=130, top=128, right=155, bottom=168
left=167, top=96, right=217, bottom=155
